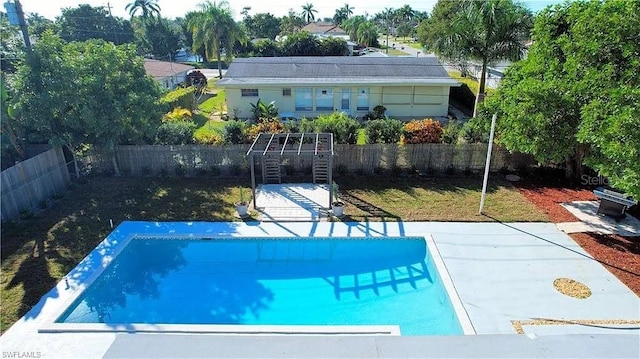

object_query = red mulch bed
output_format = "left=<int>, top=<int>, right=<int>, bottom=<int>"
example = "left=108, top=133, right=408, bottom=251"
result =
left=513, top=178, right=640, bottom=296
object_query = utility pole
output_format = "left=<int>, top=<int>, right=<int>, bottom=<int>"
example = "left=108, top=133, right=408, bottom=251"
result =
left=105, top=1, right=113, bottom=16
left=4, top=0, right=32, bottom=52
left=104, top=1, right=119, bottom=44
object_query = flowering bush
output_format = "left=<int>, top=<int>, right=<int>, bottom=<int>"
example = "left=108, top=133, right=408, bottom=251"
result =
left=401, top=119, right=443, bottom=144
left=246, top=120, right=287, bottom=141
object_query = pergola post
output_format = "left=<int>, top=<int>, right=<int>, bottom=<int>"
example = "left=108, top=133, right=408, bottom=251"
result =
left=250, top=153, right=256, bottom=209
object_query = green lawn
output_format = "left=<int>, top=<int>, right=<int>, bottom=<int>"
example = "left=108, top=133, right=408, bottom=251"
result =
left=447, top=70, right=496, bottom=96
left=0, top=174, right=547, bottom=333
left=198, top=91, right=226, bottom=116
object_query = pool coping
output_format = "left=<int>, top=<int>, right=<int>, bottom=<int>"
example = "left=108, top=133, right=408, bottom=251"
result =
left=38, top=227, right=471, bottom=336
left=3, top=221, right=638, bottom=359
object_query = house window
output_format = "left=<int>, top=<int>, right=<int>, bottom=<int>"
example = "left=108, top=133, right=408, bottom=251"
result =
left=295, top=88, right=313, bottom=111
left=316, top=88, right=333, bottom=111
left=357, top=88, right=369, bottom=111
left=282, top=88, right=292, bottom=96
left=241, top=89, right=259, bottom=97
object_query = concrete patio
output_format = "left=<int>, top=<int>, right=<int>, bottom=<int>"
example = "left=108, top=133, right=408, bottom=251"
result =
left=1, top=221, right=638, bottom=358
left=254, top=184, right=331, bottom=222
left=557, top=200, right=640, bottom=236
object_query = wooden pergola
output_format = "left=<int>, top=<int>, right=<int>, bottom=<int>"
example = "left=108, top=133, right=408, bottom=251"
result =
left=246, top=133, right=334, bottom=209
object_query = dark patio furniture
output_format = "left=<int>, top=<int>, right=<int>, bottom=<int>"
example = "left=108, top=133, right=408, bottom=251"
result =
left=593, top=188, right=637, bottom=221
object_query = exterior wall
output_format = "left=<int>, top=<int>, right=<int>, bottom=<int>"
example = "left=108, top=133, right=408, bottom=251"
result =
left=159, top=70, right=190, bottom=89
left=225, top=85, right=451, bottom=119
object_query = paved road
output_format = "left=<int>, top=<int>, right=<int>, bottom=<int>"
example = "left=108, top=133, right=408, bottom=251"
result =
left=196, top=68, right=227, bottom=79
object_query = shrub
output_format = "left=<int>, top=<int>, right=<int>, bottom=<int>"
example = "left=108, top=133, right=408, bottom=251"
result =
left=194, top=130, right=223, bottom=145
left=250, top=99, right=278, bottom=122
left=163, top=107, right=192, bottom=122
left=158, top=86, right=196, bottom=111
left=246, top=120, right=287, bottom=141
left=155, top=121, right=197, bottom=145
left=221, top=120, right=248, bottom=144
left=373, top=105, right=387, bottom=119
left=401, top=119, right=444, bottom=144
left=442, top=120, right=463, bottom=144
left=307, top=112, right=360, bottom=144
left=460, top=117, right=490, bottom=143
left=365, top=118, right=403, bottom=144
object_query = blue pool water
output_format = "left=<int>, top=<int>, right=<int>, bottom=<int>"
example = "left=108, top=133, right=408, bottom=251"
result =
left=58, top=237, right=463, bottom=335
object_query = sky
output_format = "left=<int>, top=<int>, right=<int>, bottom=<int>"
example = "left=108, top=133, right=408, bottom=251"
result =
left=18, top=0, right=566, bottom=21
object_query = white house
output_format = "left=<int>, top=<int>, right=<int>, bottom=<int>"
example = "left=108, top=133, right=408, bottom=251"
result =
left=217, top=57, right=461, bottom=120
left=143, top=59, right=195, bottom=89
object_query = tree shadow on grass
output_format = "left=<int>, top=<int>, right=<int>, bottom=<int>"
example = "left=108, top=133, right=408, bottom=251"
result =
left=340, top=191, right=401, bottom=221
left=6, top=236, right=59, bottom=323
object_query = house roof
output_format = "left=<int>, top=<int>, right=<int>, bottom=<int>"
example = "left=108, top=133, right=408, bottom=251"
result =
left=143, top=59, right=195, bottom=79
left=301, top=22, right=346, bottom=35
left=217, top=57, right=460, bottom=87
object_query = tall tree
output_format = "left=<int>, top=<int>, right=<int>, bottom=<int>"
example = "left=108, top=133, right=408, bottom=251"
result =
left=243, top=12, right=281, bottom=40
left=333, top=9, right=348, bottom=25
left=189, top=1, right=246, bottom=78
left=342, top=3, right=354, bottom=18
left=281, top=31, right=322, bottom=56
left=137, top=17, right=181, bottom=58
left=341, top=15, right=366, bottom=42
left=423, top=0, right=532, bottom=116
left=12, top=32, right=164, bottom=177
left=126, top=0, right=161, bottom=19
left=480, top=0, right=640, bottom=196
left=27, top=13, right=57, bottom=38
left=56, top=4, right=135, bottom=45
left=396, top=4, right=415, bottom=24
left=279, top=9, right=305, bottom=36
left=301, top=3, right=318, bottom=24
left=356, top=21, right=378, bottom=47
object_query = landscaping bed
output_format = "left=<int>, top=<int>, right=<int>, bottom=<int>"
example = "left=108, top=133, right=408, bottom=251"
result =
left=513, top=176, right=640, bottom=296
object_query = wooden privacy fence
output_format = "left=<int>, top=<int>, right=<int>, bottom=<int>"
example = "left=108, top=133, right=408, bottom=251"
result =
left=1, top=147, right=71, bottom=221
left=85, top=144, right=534, bottom=177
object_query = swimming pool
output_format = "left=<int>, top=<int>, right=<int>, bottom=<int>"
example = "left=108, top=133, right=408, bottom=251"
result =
left=56, top=236, right=463, bottom=335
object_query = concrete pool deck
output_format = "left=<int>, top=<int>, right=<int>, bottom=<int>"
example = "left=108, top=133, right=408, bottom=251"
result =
left=1, top=221, right=638, bottom=358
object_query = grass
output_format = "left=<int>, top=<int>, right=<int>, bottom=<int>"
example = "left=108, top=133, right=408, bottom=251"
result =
left=447, top=70, right=496, bottom=97
left=376, top=46, right=410, bottom=56
left=0, top=177, right=254, bottom=333
left=198, top=91, right=226, bottom=116
left=0, top=174, right=546, bottom=333
left=337, top=174, right=548, bottom=222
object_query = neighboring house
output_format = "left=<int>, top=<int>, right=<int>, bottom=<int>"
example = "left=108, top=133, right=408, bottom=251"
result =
left=217, top=57, right=460, bottom=120
left=301, top=22, right=347, bottom=37
left=463, top=60, right=510, bottom=89
left=143, top=59, right=195, bottom=89
left=300, top=22, right=356, bottom=55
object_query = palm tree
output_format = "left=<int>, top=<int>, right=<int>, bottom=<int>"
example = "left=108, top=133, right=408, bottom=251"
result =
left=342, top=3, right=354, bottom=18
left=442, top=0, right=532, bottom=115
left=125, top=0, right=161, bottom=19
left=301, top=3, right=318, bottom=24
left=357, top=21, right=378, bottom=47
left=341, top=15, right=365, bottom=41
left=333, top=9, right=347, bottom=25
left=189, top=1, right=246, bottom=78
left=396, top=4, right=415, bottom=24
